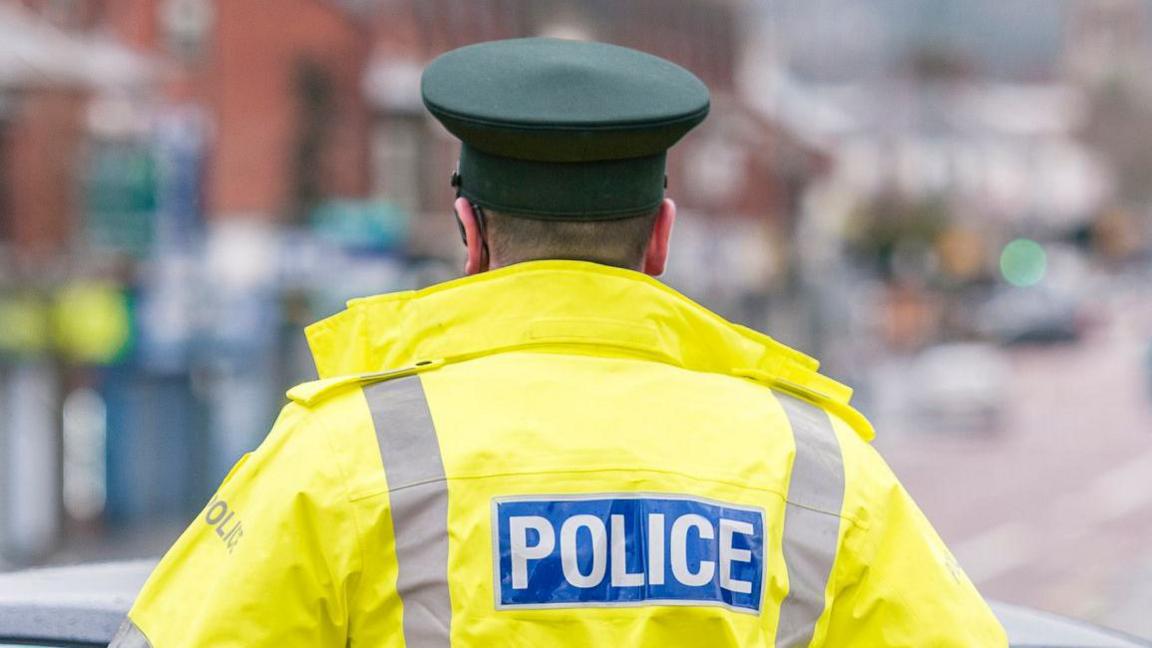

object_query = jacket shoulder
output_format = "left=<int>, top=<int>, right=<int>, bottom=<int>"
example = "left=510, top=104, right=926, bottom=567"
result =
left=281, top=364, right=447, bottom=502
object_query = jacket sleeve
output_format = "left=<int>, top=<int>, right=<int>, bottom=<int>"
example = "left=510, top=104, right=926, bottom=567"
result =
left=819, top=439, right=1008, bottom=647
left=116, top=403, right=360, bottom=648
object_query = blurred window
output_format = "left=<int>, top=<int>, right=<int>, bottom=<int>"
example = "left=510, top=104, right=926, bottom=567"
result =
left=292, top=59, right=335, bottom=224
left=161, top=0, right=214, bottom=61
left=372, top=115, right=426, bottom=217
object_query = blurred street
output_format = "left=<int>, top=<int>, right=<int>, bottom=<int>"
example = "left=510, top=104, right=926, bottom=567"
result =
left=3, top=0, right=1152, bottom=641
left=878, top=277, right=1152, bottom=638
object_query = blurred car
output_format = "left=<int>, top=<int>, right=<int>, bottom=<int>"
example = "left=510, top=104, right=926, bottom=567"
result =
left=910, top=342, right=1012, bottom=434
left=0, top=560, right=1148, bottom=647
left=978, top=285, right=1084, bottom=345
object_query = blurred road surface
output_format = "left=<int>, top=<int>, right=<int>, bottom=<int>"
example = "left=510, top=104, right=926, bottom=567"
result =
left=879, top=284, right=1152, bottom=639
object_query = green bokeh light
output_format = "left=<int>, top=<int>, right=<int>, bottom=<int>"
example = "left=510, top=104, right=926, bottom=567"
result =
left=1000, top=238, right=1047, bottom=287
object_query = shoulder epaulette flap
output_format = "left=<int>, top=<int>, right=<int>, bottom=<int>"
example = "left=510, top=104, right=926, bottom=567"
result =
left=287, top=359, right=445, bottom=408
left=736, top=363, right=875, bottom=442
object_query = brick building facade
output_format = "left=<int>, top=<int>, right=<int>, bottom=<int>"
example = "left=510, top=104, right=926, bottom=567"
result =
left=0, top=0, right=821, bottom=261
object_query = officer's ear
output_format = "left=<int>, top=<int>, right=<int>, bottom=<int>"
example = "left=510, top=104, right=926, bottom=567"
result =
left=643, top=198, right=676, bottom=277
left=455, top=197, right=489, bottom=275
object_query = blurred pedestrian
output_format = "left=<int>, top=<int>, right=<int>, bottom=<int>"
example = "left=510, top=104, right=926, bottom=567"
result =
left=113, top=38, right=1004, bottom=647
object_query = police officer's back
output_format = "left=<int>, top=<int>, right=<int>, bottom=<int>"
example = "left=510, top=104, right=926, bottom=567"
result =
left=115, top=39, right=1006, bottom=647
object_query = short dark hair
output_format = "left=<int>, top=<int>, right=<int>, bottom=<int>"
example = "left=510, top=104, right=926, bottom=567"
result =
left=483, top=209, right=658, bottom=270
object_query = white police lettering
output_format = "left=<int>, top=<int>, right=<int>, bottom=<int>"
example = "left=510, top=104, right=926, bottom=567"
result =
left=719, top=519, right=755, bottom=594
left=506, top=510, right=757, bottom=591
left=648, top=513, right=666, bottom=586
left=560, top=515, right=607, bottom=588
left=497, top=495, right=765, bottom=612
left=610, top=514, right=645, bottom=586
left=509, top=516, right=554, bottom=589
left=671, top=513, right=715, bottom=586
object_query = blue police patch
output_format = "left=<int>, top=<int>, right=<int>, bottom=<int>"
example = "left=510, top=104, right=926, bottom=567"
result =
left=493, top=494, right=765, bottom=613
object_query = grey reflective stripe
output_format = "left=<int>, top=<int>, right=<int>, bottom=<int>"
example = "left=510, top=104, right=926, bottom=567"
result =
left=775, top=392, right=846, bottom=648
left=364, top=375, right=452, bottom=647
left=109, top=618, right=153, bottom=648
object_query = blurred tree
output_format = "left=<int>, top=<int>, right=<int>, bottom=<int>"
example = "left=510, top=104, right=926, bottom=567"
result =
left=1092, top=206, right=1145, bottom=261
left=907, top=45, right=976, bottom=81
left=846, top=193, right=951, bottom=281
left=1080, top=82, right=1152, bottom=208
left=935, top=225, right=989, bottom=283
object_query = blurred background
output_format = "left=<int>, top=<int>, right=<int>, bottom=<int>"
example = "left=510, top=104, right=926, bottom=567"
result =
left=0, top=0, right=1149, bottom=638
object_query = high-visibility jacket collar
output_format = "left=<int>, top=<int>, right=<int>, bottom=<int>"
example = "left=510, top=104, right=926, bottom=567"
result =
left=305, top=260, right=874, bottom=439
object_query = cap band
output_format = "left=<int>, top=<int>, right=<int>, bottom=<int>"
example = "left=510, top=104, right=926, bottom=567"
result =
left=457, top=144, right=665, bottom=220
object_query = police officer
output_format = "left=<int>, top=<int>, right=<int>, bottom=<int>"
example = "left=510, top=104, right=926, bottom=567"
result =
left=114, top=38, right=1006, bottom=647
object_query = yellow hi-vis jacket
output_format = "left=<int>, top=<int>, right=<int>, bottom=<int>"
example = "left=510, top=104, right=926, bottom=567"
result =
left=115, top=260, right=1006, bottom=648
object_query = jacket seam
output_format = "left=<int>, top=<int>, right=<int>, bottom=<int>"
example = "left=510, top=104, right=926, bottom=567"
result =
left=350, top=467, right=866, bottom=530
left=309, top=405, right=365, bottom=634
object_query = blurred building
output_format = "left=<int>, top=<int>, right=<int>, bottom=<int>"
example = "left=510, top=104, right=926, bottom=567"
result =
left=1065, top=0, right=1152, bottom=92
left=738, top=4, right=1129, bottom=399
left=0, top=1, right=154, bottom=258
left=3, top=0, right=822, bottom=282
left=804, top=81, right=1111, bottom=232
left=356, top=0, right=825, bottom=277
left=0, top=0, right=827, bottom=563
left=1, top=0, right=829, bottom=347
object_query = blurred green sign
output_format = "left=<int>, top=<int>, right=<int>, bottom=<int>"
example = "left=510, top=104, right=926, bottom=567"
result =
left=83, top=141, right=158, bottom=256
left=310, top=199, right=411, bottom=253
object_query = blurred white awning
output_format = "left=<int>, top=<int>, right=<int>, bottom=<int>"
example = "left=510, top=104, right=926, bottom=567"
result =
left=362, top=54, right=423, bottom=113
left=0, top=3, right=156, bottom=90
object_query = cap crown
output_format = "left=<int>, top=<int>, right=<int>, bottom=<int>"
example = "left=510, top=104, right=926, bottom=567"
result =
left=421, top=38, right=710, bottom=219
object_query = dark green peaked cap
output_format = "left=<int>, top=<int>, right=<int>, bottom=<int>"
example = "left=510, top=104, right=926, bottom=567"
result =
left=421, top=38, right=710, bottom=220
